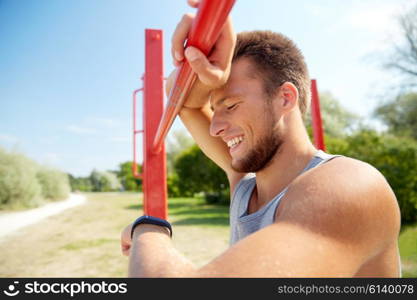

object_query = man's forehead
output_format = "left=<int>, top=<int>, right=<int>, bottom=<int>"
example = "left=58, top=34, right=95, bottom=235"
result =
left=209, top=58, right=259, bottom=107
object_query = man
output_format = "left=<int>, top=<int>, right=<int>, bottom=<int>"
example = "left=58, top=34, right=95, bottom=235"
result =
left=121, top=2, right=401, bottom=277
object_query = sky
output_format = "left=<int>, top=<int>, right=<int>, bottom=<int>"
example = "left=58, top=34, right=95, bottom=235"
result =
left=0, top=0, right=415, bottom=176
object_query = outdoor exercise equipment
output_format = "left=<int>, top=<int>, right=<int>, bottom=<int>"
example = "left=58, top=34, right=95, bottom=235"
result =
left=311, top=79, right=326, bottom=151
left=133, top=0, right=236, bottom=220
left=133, top=29, right=167, bottom=220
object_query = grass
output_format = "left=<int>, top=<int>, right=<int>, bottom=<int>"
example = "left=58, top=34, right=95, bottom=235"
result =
left=0, top=192, right=415, bottom=277
left=399, top=224, right=417, bottom=278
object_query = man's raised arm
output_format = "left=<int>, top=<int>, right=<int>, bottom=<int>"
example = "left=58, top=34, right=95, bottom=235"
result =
left=167, top=9, right=245, bottom=189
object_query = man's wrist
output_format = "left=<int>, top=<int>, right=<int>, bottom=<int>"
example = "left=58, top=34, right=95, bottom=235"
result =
left=131, top=223, right=171, bottom=239
left=130, top=215, right=173, bottom=239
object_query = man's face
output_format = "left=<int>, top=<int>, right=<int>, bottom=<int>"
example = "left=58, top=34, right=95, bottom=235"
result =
left=209, top=58, right=283, bottom=173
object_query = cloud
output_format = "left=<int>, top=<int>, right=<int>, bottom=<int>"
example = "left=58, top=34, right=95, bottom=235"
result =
left=87, top=117, right=120, bottom=129
left=108, top=136, right=129, bottom=143
left=66, top=125, right=97, bottom=135
left=344, top=3, right=400, bottom=34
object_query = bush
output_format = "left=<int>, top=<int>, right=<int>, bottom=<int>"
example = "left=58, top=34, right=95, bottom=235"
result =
left=327, top=130, right=417, bottom=224
left=167, top=173, right=181, bottom=197
left=89, top=170, right=121, bottom=192
left=174, top=145, right=229, bottom=202
left=203, top=186, right=230, bottom=205
left=37, top=167, right=70, bottom=201
left=68, top=174, right=93, bottom=192
left=0, top=148, right=42, bottom=208
left=117, top=161, right=142, bottom=191
left=0, top=147, right=72, bottom=209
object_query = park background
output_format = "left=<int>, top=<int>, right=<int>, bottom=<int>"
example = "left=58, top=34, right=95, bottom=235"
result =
left=1, top=0, right=417, bottom=277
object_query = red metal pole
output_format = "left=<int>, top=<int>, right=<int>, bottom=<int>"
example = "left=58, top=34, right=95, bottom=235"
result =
left=132, top=86, right=143, bottom=179
left=311, top=79, right=326, bottom=151
left=152, top=0, right=236, bottom=153
left=142, top=29, right=167, bottom=219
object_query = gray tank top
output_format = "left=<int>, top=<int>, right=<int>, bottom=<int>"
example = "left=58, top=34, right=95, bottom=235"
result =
left=229, top=150, right=340, bottom=245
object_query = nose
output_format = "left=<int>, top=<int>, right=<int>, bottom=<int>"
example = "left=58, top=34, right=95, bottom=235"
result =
left=209, top=112, right=229, bottom=137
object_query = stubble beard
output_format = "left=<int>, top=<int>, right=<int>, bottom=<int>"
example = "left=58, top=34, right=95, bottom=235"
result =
left=231, top=111, right=283, bottom=173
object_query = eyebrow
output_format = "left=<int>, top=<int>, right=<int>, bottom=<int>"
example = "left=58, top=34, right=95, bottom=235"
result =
left=210, top=97, right=228, bottom=111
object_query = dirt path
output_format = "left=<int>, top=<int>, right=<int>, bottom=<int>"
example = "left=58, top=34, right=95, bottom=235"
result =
left=0, top=193, right=86, bottom=240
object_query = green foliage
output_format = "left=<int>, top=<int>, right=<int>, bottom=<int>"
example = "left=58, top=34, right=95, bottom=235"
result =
left=36, top=166, right=70, bottom=201
left=69, top=162, right=139, bottom=193
left=0, top=147, right=42, bottom=208
left=68, top=174, right=93, bottom=192
left=174, top=145, right=229, bottom=203
left=305, top=92, right=361, bottom=138
left=374, top=93, right=417, bottom=140
left=166, top=130, right=194, bottom=174
left=0, top=147, right=70, bottom=209
left=89, top=169, right=121, bottom=192
left=167, top=173, right=181, bottom=197
left=117, top=161, right=142, bottom=191
left=327, top=130, right=417, bottom=224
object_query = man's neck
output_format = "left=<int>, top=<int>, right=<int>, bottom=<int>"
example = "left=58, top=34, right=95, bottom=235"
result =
left=253, top=125, right=317, bottom=209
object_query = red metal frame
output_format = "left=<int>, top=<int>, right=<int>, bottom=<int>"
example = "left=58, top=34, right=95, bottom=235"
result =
left=132, top=84, right=144, bottom=179
left=133, top=29, right=167, bottom=219
left=152, top=0, right=236, bottom=153
left=311, top=79, right=326, bottom=151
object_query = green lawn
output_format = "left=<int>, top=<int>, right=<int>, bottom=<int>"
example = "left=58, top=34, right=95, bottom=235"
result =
left=399, top=224, right=417, bottom=278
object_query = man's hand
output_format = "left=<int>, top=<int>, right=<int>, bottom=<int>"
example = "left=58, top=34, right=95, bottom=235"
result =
left=121, top=222, right=171, bottom=257
left=168, top=0, right=236, bottom=108
left=120, top=223, right=133, bottom=256
left=121, top=221, right=195, bottom=277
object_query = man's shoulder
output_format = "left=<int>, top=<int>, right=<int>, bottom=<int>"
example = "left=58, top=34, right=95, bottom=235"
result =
left=294, top=155, right=393, bottom=200
left=277, top=156, right=400, bottom=247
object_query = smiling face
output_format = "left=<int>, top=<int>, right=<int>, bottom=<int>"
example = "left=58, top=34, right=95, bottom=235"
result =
left=209, top=58, right=284, bottom=173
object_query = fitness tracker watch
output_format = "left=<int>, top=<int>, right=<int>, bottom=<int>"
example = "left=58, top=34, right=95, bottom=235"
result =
left=130, top=215, right=173, bottom=238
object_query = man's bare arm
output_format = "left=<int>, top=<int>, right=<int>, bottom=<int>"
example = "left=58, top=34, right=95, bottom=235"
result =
left=168, top=10, right=245, bottom=190
left=123, top=158, right=400, bottom=277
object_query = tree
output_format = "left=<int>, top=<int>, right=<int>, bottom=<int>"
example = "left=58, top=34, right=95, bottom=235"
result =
left=305, top=92, right=361, bottom=138
left=384, top=4, right=417, bottom=89
left=117, top=161, right=142, bottom=191
left=0, top=147, right=42, bottom=207
left=89, top=169, right=121, bottom=192
left=326, top=130, right=417, bottom=224
left=166, top=130, right=194, bottom=174
left=68, top=174, right=93, bottom=192
left=36, top=167, right=70, bottom=201
left=174, top=144, right=229, bottom=203
left=374, top=92, right=417, bottom=140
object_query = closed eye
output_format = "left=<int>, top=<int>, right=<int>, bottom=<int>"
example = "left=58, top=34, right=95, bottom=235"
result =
left=227, top=103, right=238, bottom=111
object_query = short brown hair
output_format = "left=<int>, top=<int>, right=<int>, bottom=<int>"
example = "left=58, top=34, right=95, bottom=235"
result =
left=233, top=31, right=310, bottom=115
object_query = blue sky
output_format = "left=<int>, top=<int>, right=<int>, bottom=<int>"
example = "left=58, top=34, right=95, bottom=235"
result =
left=0, top=0, right=415, bottom=176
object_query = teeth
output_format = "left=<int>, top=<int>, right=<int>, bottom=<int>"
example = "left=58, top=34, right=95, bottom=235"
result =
left=227, top=136, right=243, bottom=148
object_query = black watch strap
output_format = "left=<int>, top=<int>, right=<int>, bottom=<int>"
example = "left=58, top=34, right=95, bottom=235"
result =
left=130, top=215, right=172, bottom=238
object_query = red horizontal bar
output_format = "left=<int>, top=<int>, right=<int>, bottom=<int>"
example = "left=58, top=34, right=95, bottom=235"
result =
left=152, top=0, right=236, bottom=153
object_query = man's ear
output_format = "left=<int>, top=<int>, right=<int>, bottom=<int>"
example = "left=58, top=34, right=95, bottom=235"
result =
left=276, top=82, right=299, bottom=113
